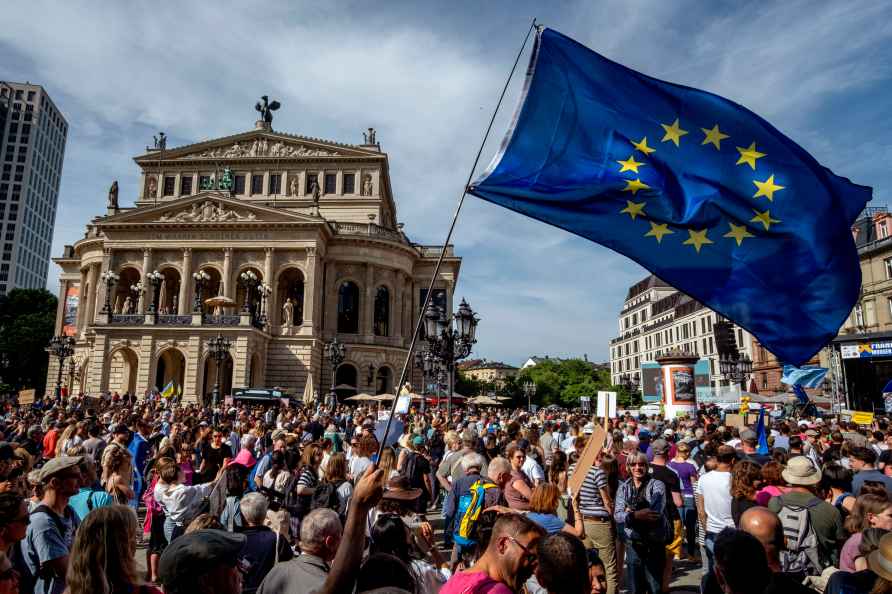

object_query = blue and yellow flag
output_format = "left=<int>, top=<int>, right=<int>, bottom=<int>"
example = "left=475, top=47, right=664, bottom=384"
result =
left=469, top=28, right=871, bottom=365
left=160, top=380, right=176, bottom=399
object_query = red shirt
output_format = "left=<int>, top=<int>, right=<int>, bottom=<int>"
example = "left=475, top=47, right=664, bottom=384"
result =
left=43, top=429, right=59, bottom=459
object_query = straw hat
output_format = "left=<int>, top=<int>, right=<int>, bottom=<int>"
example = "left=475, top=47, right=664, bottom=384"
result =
left=869, top=532, right=892, bottom=582
left=381, top=475, right=421, bottom=502
left=781, top=456, right=822, bottom=486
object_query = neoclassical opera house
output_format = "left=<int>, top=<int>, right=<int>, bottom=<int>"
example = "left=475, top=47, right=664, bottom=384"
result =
left=48, top=106, right=460, bottom=403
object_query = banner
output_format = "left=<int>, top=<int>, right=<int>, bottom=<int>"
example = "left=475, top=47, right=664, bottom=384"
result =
left=640, top=363, right=662, bottom=403
left=597, top=391, right=617, bottom=418
left=18, top=389, right=35, bottom=405
left=697, top=384, right=741, bottom=405
left=62, top=284, right=80, bottom=337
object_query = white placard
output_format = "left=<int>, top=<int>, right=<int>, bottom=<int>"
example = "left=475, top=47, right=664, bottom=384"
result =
left=395, top=395, right=411, bottom=414
left=597, top=391, right=617, bottom=418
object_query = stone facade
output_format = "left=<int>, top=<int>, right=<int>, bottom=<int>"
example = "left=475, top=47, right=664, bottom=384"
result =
left=48, top=120, right=461, bottom=404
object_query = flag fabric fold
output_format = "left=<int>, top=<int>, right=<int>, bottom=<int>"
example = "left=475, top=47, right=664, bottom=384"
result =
left=161, top=380, right=176, bottom=399
left=755, top=408, right=770, bottom=455
left=781, top=365, right=829, bottom=388
left=469, top=27, right=871, bottom=365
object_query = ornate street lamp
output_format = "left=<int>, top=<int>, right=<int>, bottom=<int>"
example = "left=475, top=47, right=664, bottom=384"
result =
left=258, top=283, right=272, bottom=325
left=720, top=352, right=753, bottom=388
left=46, top=335, right=75, bottom=402
left=238, top=270, right=259, bottom=314
left=620, top=373, right=640, bottom=407
left=325, top=337, right=347, bottom=407
left=523, top=380, right=537, bottom=412
left=207, top=334, right=232, bottom=408
left=146, top=270, right=163, bottom=315
left=130, top=282, right=145, bottom=314
left=192, top=270, right=210, bottom=313
left=421, top=298, right=478, bottom=417
left=100, top=270, right=119, bottom=314
left=67, top=358, right=76, bottom=394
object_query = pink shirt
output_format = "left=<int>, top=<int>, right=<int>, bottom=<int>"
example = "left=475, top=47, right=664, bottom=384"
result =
left=441, top=571, right=513, bottom=594
left=755, top=485, right=788, bottom=507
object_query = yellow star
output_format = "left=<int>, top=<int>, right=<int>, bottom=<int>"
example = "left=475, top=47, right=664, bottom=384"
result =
left=644, top=222, right=674, bottom=244
left=723, top=222, right=755, bottom=246
left=750, top=209, right=781, bottom=230
left=752, top=174, right=785, bottom=201
left=660, top=118, right=689, bottom=146
left=701, top=124, right=730, bottom=150
left=622, top=178, right=651, bottom=195
left=631, top=137, right=656, bottom=155
left=683, top=228, right=713, bottom=253
left=736, top=142, right=766, bottom=170
left=620, top=200, right=646, bottom=220
left=617, top=155, right=646, bottom=174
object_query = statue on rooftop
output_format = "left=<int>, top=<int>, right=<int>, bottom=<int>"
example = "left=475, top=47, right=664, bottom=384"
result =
left=255, top=95, right=281, bottom=124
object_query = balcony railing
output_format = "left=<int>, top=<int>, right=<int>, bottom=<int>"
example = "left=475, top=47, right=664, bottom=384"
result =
left=203, top=314, right=240, bottom=326
left=157, top=315, right=192, bottom=326
left=332, top=222, right=404, bottom=243
left=109, top=314, right=144, bottom=325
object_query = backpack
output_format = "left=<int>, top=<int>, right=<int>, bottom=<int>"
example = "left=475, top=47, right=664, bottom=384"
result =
left=777, top=495, right=823, bottom=576
left=311, top=479, right=347, bottom=519
left=400, top=451, right=425, bottom=490
left=454, top=479, right=497, bottom=546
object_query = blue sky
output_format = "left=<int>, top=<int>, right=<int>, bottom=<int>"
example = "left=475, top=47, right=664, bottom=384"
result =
left=2, top=1, right=890, bottom=366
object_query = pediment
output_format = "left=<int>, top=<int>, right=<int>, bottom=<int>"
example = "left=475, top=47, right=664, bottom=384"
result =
left=133, top=129, right=382, bottom=163
left=98, top=192, right=325, bottom=226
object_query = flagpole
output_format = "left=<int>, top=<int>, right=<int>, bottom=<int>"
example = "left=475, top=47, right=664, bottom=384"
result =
left=375, top=18, right=539, bottom=460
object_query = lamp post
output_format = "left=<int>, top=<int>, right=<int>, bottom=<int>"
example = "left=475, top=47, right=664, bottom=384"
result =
left=207, top=334, right=232, bottom=408
left=146, top=270, right=163, bottom=315
left=620, top=373, right=640, bottom=408
left=67, top=358, right=76, bottom=395
left=325, top=337, right=347, bottom=407
left=238, top=270, right=259, bottom=314
left=192, top=270, right=210, bottom=313
left=46, top=335, right=75, bottom=402
left=719, top=352, right=753, bottom=389
left=523, top=380, right=537, bottom=412
left=130, top=282, right=145, bottom=314
left=258, top=283, right=272, bottom=326
left=100, top=270, right=119, bottom=314
left=422, top=298, right=478, bottom=418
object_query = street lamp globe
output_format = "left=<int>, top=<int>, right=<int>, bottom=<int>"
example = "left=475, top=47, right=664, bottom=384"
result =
left=423, top=302, right=440, bottom=338
left=455, top=298, right=474, bottom=338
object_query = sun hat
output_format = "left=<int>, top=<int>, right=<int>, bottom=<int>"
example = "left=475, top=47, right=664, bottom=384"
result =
left=159, top=530, right=246, bottom=589
left=781, top=456, right=822, bottom=486
left=382, top=475, right=421, bottom=501
left=868, top=532, right=892, bottom=582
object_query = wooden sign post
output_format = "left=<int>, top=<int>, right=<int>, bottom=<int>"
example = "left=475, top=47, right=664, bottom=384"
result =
left=568, top=424, right=608, bottom=496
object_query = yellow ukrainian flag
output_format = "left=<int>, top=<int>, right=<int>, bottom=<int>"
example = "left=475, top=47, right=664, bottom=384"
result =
left=161, top=380, right=176, bottom=399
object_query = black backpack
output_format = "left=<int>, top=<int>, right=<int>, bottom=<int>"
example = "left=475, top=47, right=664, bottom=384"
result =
left=311, top=479, right=347, bottom=518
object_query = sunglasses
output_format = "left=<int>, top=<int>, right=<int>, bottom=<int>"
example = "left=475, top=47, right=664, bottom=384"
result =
left=629, top=462, right=648, bottom=468
left=507, top=536, right=537, bottom=563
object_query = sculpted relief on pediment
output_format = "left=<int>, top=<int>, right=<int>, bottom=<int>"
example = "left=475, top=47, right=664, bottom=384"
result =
left=186, top=138, right=340, bottom=159
left=158, top=201, right=257, bottom=223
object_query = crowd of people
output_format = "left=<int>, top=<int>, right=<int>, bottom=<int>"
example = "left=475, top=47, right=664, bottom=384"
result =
left=0, top=394, right=888, bottom=594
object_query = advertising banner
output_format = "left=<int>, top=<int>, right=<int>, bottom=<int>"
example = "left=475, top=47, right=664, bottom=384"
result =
left=62, top=284, right=80, bottom=337
left=640, top=362, right=662, bottom=403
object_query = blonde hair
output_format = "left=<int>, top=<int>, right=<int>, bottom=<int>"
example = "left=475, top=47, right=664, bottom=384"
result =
left=65, top=505, right=139, bottom=594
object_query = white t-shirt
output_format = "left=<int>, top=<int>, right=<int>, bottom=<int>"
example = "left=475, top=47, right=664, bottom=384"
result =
left=522, top=456, right=545, bottom=484
left=695, top=470, right=733, bottom=534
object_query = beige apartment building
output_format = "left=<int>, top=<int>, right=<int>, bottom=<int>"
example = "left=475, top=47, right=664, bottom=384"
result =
left=461, top=360, right=518, bottom=389
left=47, top=110, right=460, bottom=403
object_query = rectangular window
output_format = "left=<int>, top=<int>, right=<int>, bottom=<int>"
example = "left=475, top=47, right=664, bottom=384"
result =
left=269, top=174, right=281, bottom=195
left=162, top=176, right=175, bottom=196
left=306, top=172, right=319, bottom=194
left=761, top=372, right=768, bottom=390
left=324, top=173, right=336, bottom=194
left=251, top=174, right=263, bottom=195
left=180, top=176, right=193, bottom=196
left=343, top=173, right=355, bottom=194
left=234, top=175, right=246, bottom=195
left=27, top=91, right=35, bottom=101
left=885, top=257, right=892, bottom=279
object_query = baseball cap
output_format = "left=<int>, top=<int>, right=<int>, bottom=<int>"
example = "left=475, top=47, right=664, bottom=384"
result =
left=159, top=530, right=246, bottom=589
left=740, top=429, right=757, bottom=442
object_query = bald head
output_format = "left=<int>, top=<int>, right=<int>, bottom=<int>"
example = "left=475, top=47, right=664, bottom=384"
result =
left=739, top=506, right=783, bottom=569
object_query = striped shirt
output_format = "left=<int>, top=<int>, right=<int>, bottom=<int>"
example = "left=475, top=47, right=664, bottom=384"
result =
left=571, top=463, right=610, bottom=518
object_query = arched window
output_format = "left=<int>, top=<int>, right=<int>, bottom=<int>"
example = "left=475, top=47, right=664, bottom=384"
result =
left=374, top=286, right=390, bottom=336
left=375, top=366, right=392, bottom=395
left=337, top=281, right=360, bottom=334
left=335, top=364, right=358, bottom=395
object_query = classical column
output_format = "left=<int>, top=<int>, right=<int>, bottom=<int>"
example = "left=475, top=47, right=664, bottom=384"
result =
left=264, top=247, right=275, bottom=322
left=75, top=268, right=88, bottom=330
left=394, top=273, right=404, bottom=339
left=178, top=248, right=192, bottom=315
left=85, top=264, right=100, bottom=325
left=304, top=247, right=318, bottom=330
left=222, top=247, right=233, bottom=298
left=55, top=280, right=67, bottom=335
left=364, top=264, right=375, bottom=336
left=139, top=248, right=152, bottom=313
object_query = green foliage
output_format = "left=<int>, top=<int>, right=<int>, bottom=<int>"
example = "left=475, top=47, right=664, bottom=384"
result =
left=518, top=358, right=621, bottom=409
left=0, top=289, right=58, bottom=396
left=454, top=370, right=485, bottom=397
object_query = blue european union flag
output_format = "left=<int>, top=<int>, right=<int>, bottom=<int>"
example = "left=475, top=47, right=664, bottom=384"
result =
left=469, top=28, right=872, bottom=365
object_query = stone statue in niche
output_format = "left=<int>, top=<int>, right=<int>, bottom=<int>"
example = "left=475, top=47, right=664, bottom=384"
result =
left=123, top=296, right=132, bottom=314
left=107, top=181, right=118, bottom=209
left=361, top=174, right=373, bottom=196
left=282, top=298, right=294, bottom=327
left=147, top=177, right=157, bottom=198
left=289, top=176, right=298, bottom=197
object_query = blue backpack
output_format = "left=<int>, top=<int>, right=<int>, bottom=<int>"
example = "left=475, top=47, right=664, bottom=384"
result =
left=454, top=479, right=497, bottom=546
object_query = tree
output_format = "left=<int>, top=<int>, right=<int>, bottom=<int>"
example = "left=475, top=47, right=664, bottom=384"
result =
left=0, top=289, right=58, bottom=396
left=518, top=358, right=619, bottom=409
left=454, top=369, right=484, bottom=397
